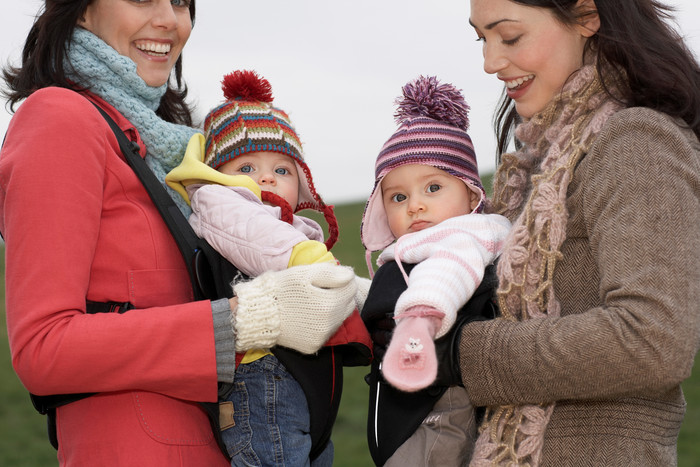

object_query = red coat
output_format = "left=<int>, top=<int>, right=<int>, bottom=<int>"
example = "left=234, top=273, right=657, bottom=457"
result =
left=0, top=87, right=229, bottom=465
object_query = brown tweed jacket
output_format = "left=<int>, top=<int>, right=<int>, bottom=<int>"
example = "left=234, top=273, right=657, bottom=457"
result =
left=460, top=107, right=700, bottom=466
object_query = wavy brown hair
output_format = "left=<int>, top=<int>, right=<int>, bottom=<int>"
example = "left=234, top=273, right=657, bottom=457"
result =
left=2, top=0, right=197, bottom=126
left=493, top=0, right=700, bottom=157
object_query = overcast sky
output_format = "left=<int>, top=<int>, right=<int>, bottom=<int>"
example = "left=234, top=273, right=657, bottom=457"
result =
left=2, top=1, right=699, bottom=204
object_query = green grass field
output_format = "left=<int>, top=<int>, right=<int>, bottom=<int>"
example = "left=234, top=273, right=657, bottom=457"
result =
left=1, top=200, right=698, bottom=466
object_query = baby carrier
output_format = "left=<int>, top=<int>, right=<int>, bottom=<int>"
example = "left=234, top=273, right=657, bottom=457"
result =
left=361, top=260, right=498, bottom=465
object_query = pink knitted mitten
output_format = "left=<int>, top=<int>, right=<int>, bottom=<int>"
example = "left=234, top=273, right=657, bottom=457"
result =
left=382, top=306, right=444, bottom=392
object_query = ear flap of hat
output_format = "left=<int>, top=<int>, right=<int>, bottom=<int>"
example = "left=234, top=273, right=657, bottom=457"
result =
left=462, top=178, right=487, bottom=214
left=292, top=159, right=339, bottom=251
left=293, top=160, right=317, bottom=211
left=360, top=178, right=396, bottom=253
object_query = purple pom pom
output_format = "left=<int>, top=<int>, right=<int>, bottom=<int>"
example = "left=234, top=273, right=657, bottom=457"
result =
left=394, top=76, right=470, bottom=131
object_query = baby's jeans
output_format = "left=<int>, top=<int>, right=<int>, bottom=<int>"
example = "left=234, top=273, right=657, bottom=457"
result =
left=219, top=354, right=333, bottom=467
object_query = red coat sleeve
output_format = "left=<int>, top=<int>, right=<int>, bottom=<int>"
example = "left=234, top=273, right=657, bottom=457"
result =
left=0, top=88, right=219, bottom=402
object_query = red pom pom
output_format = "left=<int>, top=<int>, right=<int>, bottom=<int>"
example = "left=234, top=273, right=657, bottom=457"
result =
left=221, top=70, right=273, bottom=103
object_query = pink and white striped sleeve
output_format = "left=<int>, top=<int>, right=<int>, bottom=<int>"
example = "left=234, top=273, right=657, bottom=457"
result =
left=390, top=213, right=511, bottom=338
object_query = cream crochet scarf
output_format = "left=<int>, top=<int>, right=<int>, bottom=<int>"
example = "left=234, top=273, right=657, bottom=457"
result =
left=470, top=64, right=623, bottom=466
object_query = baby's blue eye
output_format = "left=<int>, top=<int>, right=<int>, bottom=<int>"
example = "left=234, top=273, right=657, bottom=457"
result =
left=275, top=167, right=289, bottom=175
left=391, top=193, right=407, bottom=203
left=239, top=165, right=253, bottom=173
left=427, top=184, right=441, bottom=193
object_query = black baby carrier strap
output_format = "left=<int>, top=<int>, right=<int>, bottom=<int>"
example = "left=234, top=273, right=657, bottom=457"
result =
left=92, top=104, right=239, bottom=302
left=94, top=104, right=237, bottom=456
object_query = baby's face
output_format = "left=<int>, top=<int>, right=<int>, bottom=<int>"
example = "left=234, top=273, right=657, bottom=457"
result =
left=218, top=151, right=300, bottom=209
left=381, top=164, right=480, bottom=238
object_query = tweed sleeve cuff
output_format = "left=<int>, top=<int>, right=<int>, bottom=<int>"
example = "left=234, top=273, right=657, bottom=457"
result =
left=211, top=298, right=237, bottom=383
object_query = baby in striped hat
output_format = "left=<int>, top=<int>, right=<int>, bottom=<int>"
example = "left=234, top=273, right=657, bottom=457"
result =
left=360, top=76, right=511, bottom=464
left=361, top=76, right=511, bottom=391
left=166, top=70, right=371, bottom=466
left=167, top=69, right=340, bottom=269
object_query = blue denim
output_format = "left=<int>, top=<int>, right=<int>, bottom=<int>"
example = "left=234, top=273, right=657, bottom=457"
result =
left=220, top=354, right=333, bottom=467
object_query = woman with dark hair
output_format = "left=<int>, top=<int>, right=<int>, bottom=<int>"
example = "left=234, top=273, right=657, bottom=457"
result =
left=454, top=0, right=699, bottom=464
left=0, top=1, right=358, bottom=465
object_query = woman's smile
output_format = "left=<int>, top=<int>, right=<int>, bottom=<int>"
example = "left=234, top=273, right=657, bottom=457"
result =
left=503, top=74, right=535, bottom=99
left=134, top=40, right=172, bottom=59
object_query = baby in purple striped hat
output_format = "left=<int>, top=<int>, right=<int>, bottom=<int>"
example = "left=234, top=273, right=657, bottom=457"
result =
left=360, top=76, right=511, bottom=465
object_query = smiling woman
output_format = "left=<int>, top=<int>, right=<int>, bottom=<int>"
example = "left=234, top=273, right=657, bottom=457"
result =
left=452, top=0, right=700, bottom=465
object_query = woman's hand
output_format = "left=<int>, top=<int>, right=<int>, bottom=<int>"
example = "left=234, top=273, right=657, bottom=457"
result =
left=231, top=263, right=358, bottom=354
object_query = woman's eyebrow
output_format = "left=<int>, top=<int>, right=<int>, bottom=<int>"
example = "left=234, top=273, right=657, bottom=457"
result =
left=469, top=18, right=517, bottom=30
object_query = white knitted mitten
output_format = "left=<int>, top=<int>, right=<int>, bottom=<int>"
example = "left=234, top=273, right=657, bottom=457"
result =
left=354, top=276, right=372, bottom=312
left=232, top=263, right=357, bottom=354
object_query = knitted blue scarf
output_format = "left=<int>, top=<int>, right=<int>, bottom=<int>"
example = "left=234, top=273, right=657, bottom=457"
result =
left=65, top=28, right=195, bottom=215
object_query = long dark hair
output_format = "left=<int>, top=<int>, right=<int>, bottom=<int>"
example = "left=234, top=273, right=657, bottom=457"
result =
left=2, top=0, right=197, bottom=126
left=493, top=0, right=700, bottom=157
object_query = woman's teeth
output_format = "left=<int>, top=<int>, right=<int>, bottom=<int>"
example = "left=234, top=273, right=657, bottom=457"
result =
left=505, top=75, right=534, bottom=89
left=136, top=42, right=171, bottom=57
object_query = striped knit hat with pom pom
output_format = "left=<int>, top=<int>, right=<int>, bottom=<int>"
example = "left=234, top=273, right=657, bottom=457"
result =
left=204, top=70, right=338, bottom=249
left=361, top=75, right=485, bottom=254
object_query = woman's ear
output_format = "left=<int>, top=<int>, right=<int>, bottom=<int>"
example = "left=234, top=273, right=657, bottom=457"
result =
left=576, top=0, right=600, bottom=38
